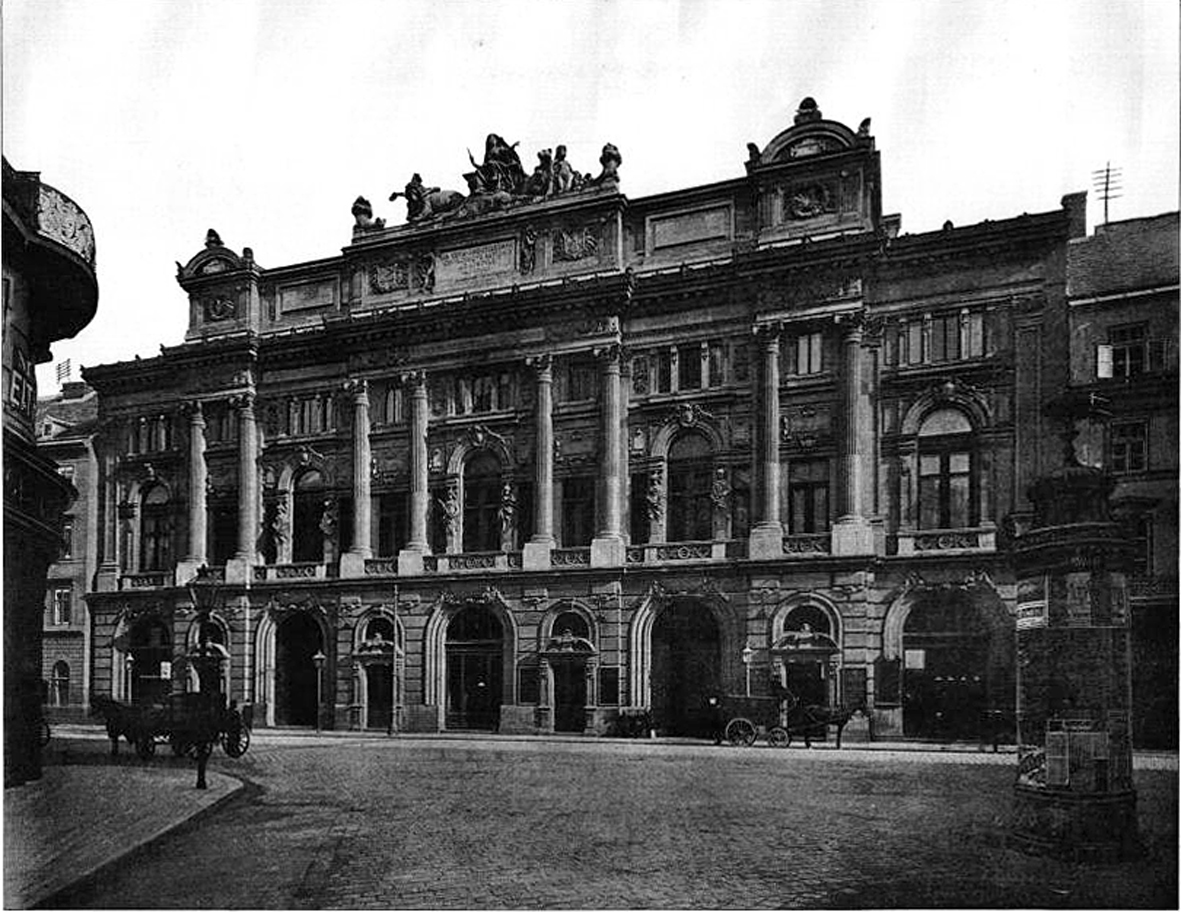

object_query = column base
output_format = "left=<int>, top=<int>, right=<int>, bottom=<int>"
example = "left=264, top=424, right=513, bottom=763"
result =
left=1010, top=784, right=1140, bottom=862
left=225, top=557, right=255, bottom=585
left=397, top=549, right=425, bottom=576
left=590, top=535, right=625, bottom=568
left=95, top=564, right=120, bottom=592
left=522, top=540, right=554, bottom=570
left=339, top=551, right=371, bottom=579
left=175, top=559, right=207, bottom=587
left=831, top=516, right=875, bottom=556
left=748, top=523, right=784, bottom=560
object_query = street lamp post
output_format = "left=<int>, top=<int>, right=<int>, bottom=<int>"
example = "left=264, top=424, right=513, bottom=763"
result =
left=312, top=651, right=327, bottom=733
left=185, top=565, right=225, bottom=791
left=742, top=644, right=753, bottom=697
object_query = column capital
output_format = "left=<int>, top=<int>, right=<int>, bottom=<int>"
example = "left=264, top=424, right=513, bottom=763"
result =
left=343, top=377, right=369, bottom=398
left=526, top=353, right=553, bottom=376
left=835, top=310, right=866, bottom=341
left=594, top=343, right=622, bottom=367
left=753, top=322, right=782, bottom=344
left=399, top=370, right=427, bottom=390
left=181, top=400, right=204, bottom=420
left=228, top=391, right=256, bottom=412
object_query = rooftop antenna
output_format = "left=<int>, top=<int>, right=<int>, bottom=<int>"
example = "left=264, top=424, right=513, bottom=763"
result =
left=1091, top=161, right=1122, bottom=225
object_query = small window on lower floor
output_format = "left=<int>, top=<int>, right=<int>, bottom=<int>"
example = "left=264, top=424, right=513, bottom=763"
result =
left=1111, top=421, right=1147, bottom=473
left=599, top=667, right=620, bottom=705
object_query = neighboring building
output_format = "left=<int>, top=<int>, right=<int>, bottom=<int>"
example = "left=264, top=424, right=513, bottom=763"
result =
left=3, top=159, right=98, bottom=785
left=81, top=99, right=1157, bottom=745
left=37, top=381, right=101, bottom=721
left=1067, top=211, right=1179, bottom=749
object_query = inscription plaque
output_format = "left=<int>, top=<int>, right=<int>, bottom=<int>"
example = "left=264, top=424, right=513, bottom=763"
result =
left=279, top=280, right=336, bottom=313
left=437, top=239, right=517, bottom=284
left=651, top=206, right=731, bottom=249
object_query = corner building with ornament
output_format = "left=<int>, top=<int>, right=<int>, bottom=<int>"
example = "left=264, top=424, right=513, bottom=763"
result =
left=82, top=99, right=1145, bottom=742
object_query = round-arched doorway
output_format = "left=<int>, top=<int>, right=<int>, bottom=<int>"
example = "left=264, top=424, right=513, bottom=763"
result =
left=651, top=598, right=720, bottom=736
left=445, top=605, right=503, bottom=731
left=275, top=613, right=324, bottom=727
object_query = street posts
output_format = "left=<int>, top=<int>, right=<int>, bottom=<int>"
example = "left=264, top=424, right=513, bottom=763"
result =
left=313, top=651, right=326, bottom=733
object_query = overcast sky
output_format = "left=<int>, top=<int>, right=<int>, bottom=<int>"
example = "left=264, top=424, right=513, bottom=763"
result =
left=6, top=0, right=1178, bottom=395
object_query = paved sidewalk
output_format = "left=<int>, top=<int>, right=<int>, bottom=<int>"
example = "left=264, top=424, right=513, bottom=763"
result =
left=4, top=726, right=1175, bottom=909
left=4, top=754, right=241, bottom=909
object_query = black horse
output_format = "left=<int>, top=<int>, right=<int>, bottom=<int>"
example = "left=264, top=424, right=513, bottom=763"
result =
left=770, top=681, right=857, bottom=749
left=90, top=694, right=145, bottom=757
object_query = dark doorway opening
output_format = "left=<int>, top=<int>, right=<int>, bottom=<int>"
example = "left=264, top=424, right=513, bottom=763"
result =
left=129, top=619, right=172, bottom=706
left=446, top=605, right=503, bottom=731
left=275, top=613, right=323, bottom=727
left=651, top=598, right=720, bottom=736
left=366, top=665, right=393, bottom=731
left=553, top=662, right=587, bottom=733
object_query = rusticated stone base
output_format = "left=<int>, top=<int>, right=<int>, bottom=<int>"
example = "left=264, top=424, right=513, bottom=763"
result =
left=1010, top=784, right=1140, bottom=862
left=498, top=705, right=538, bottom=734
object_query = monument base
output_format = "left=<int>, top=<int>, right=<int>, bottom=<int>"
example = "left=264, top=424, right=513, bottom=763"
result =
left=1010, top=784, right=1140, bottom=862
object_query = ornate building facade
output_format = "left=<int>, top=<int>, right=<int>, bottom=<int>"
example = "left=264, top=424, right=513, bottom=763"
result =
left=4, top=159, right=98, bottom=784
left=79, top=101, right=1174, bottom=743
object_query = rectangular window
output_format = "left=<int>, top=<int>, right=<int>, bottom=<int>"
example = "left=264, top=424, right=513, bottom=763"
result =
left=60, top=518, right=74, bottom=559
left=377, top=492, right=408, bottom=557
left=965, top=311, right=985, bottom=358
left=1123, top=514, right=1152, bottom=577
left=565, top=359, right=596, bottom=402
left=707, top=342, right=725, bottom=387
left=1110, top=324, right=1147, bottom=378
left=732, top=342, right=750, bottom=384
left=518, top=667, right=540, bottom=704
left=210, top=504, right=238, bottom=565
left=678, top=343, right=702, bottom=390
left=930, top=314, right=960, bottom=363
left=731, top=467, right=751, bottom=540
left=561, top=477, right=596, bottom=547
left=905, top=321, right=923, bottom=365
left=1111, top=421, right=1147, bottom=473
left=629, top=472, right=650, bottom=544
left=788, top=460, right=830, bottom=533
left=51, top=586, right=72, bottom=626
left=655, top=350, right=672, bottom=393
left=599, top=667, right=620, bottom=706
left=794, top=332, right=823, bottom=375
left=919, top=449, right=973, bottom=528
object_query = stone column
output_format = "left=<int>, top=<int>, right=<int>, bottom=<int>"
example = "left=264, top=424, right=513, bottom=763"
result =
left=341, top=380, right=372, bottom=578
left=177, top=401, right=208, bottom=583
left=523, top=355, right=554, bottom=570
left=832, top=316, right=874, bottom=555
left=591, top=344, right=624, bottom=567
left=749, top=325, right=784, bottom=559
left=226, top=392, right=258, bottom=584
left=398, top=371, right=429, bottom=575
left=95, top=427, right=121, bottom=592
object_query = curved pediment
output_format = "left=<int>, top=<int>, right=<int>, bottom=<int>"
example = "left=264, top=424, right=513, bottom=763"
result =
left=752, top=98, right=870, bottom=168
left=176, top=229, right=253, bottom=284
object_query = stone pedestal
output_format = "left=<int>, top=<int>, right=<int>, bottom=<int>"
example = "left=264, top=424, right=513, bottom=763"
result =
left=748, top=525, right=784, bottom=560
left=339, top=552, right=367, bottom=578
left=397, top=549, right=424, bottom=576
left=590, top=536, right=625, bottom=568
left=830, top=516, right=874, bottom=555
left=522, top=540, right=553, bottom=570
left=1010, top=442, right=1139, bottom=860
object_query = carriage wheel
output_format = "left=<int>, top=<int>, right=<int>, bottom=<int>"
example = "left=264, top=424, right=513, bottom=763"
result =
left=136, top=736, right=156, bottom=759
left=222, top=725, right=250, bottom=758
left=767, top=726, right=790, bottom=748
left=725, top=718, right=757, bottom=747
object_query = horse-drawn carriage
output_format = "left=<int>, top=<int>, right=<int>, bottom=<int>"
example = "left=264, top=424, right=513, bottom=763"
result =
left=92, top=692, right=251, bottom=760
left=711, top=687, right=856, bottom=749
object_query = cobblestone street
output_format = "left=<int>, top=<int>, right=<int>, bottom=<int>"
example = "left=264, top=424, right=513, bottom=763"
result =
left=45, top=735, right=1177, bottom=909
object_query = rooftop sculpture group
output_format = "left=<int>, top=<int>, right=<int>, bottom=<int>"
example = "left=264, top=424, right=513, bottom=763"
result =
left=352, top=134, right=622, bottom=232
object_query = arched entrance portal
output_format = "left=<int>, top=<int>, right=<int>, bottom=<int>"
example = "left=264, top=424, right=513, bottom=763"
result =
left=901, top=590, right=1009, bottom=740
left=651, top=598, right=721, bottom=736
left=446, top=605, right=503, bottom=731
left=275, top=613, right=323, bottom=726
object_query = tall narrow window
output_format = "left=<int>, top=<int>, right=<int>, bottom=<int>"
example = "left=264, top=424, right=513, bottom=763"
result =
left=377, top=492, right=408, bottom=557
left=210, top=503, right=237, bottom=565
left=140, top=484, right=172, bottom=571
left=788, top=460, right=830, bottom=533
left=561, top=476, right=596, bottom=547
left=50, top=586, right=72, bottom=625
left=917, top=409, right=975, bottom=529
left=667, top=433, right=713, bottom=541
left=930, top=314, right=960, bottom=363
left=678, top=343, right=702, bottom=390
left=629, top=472, right=650, bottom=544
left=463, top=453, right=502, bottom=552
left=293, top=470, right=326, bottom=563
left=50, top=661, right=70, bottom=707
left=790, top=331, right=823, bottom=376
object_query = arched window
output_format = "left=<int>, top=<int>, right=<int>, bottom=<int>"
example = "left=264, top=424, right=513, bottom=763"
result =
left=366, top=616, right=397, bottom=644
left=140, top=484, right=172, bottom=571
left=668, top=433, right=713, bottom=541
left=463, top=452, right=502, bottom=552
left=917, top=409, right=975, bottom=529
left=293, top=470, right=325, bottom=562
left=50, top=661, right=70, bottom=707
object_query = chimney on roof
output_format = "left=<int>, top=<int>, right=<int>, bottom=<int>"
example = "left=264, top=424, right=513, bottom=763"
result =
left=1061, top=191, right=1088, bottom=240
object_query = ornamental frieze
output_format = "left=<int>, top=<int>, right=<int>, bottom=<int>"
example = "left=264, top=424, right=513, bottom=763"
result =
left=756, top=275, right=862, bottom=310
left=37, top=183, right=96, bottom=266
left=553, top=225, right=599, bottom=262
left=368, top=261, right=409, bottom=295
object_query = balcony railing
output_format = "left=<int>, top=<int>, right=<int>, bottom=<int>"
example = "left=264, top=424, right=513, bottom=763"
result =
left=552, top=547, right=591, bottom=567
left=253, top=562, right=335, bottom=582
left=897, top=526, right=996, bottom=555
left=364, top=558, right=398, bottom=576
left=120, top=572, right=168, bottom=590
left=782, top=533, right=832, bottom=556
left=1128, top=574, right=1179, bottom=599
left=625, top=540, right=734, bottom=564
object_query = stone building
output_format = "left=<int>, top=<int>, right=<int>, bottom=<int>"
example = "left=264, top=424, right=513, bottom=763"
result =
left=3, top=158, right=98, bottom=784
left=1067, top=211, right=1179, bottom=748
left=80, top=100, right=1163, bottom=743
left=36, top=380, right=100, bottom=721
